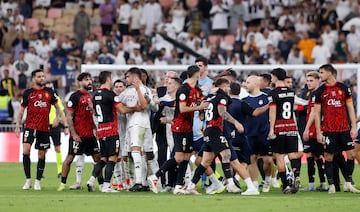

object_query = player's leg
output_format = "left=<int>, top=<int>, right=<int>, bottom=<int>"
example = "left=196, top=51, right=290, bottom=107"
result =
left=51, top=125, right=62, bottom=177
left=22, top=129, right=34, bottom=190
left=34, top=131, right=51, bottom=191
left=129, top=126, right=144, bottom=191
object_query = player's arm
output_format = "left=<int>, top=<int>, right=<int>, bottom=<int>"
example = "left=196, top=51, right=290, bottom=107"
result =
left=15, top=106, right=25, bottom=138
left=313, top=104, right=323, bottom=144
left=268, top=104, right=276, bottom=139
left=218, top=105, right=244, bottom=134
left=66, top=108, right=80, bottom=142
left=116, top=102, right=139, bottom=114
left=252, top=104, right=269, bottom=117
left=346, top=98, right=357, bottom=141
left=55, top=103, right=69, bottom=135
left=179, top=101, right=208, bottom=113
left=303, top=109, right=316, bottom=141
left=133, top=80, right=148, bottom=110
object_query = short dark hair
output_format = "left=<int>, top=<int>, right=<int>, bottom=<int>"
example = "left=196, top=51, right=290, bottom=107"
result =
left=259, top=73, right=271, bottom=84
left=113, top=79, right=125, bottom=86
left=125, top=67, right=142, bottom=79
left=98, top=71, right=112, bottom=84
left=179, top=71, right=189, bottom=82
left=230, top=82, right=241, bottom=95
left=214, top=78, right=229, bottom=87
left=140, top=68, right=150, bottom=85
left=217, top=68, right=237, bottom=80
left=171, top=77, right=183, bottom=85
left=319, top=64, right=337, bottom=76
left=270, top=68, right=286, bottom=81
left=187, top=65, right=200, bottom=78
left=31, top=69, right=43, bottom=79
left=195, top=57, right=208, bottom=66
left=77, top=72, right=92, bottom=81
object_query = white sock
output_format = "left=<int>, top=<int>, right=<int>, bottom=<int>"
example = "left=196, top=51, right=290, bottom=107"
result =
left=265, top=176, right=271, bottom=183
left=244, top=177, right=255, bottom=190
left=75, top=155, right=85, bottom=184
left=114, top=161, right=122, bottom=185
left=234, top=174, right=241, bottom=182
left=122, top=160, right=130, bottom=182
left=252, top=181, right=259, bottom=190
left=141, top=155, right=148, bottom=186
left=208, top=174, right=218, bottom=184
left=147, top=159, right=159, bottom=175
left=131, top=151, right=142, bottom=184
left=88, top=176, right=95, bottom=185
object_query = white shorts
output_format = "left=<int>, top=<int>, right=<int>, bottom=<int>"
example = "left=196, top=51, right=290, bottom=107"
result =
left=126, top=125, right=153, bottom=152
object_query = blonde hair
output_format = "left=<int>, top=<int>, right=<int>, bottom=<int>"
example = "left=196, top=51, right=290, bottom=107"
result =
left=306, top=71, right=319, bottom=79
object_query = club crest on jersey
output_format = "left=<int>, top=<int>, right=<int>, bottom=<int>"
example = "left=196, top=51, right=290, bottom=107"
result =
left=45, top=93, right=49, bottom=99
left=259, top=100, right=263, bottom=105
left=67, top=101, right=73, bottom=107
left=179, top=93, right=186, bottom=101
left=332, top=91, right=336, bottom=96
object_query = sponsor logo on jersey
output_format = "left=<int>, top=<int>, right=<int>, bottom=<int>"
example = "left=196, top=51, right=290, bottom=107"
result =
left=327, top=99, right=341, bottom=107
left=34, top=100, right=47, bottom=107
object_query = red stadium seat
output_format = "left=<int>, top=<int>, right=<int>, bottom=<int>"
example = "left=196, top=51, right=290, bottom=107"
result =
left=47, top=8, right=63, bottom=19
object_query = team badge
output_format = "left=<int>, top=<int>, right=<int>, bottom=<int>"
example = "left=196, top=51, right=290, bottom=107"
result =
left=332, top=91, right=336, bottom=96
left=179, top=93, right=186, bottom=101
left=259, top=100, right=263, bottom=105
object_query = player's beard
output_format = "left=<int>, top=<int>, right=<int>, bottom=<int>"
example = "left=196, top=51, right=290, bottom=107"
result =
left=85, top=84, right=93, bottom=90
left=37, top=82, right=45, bottom=87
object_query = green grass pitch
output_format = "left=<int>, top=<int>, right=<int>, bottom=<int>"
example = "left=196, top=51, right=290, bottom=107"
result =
left=1, top=162, right=360, bottom=212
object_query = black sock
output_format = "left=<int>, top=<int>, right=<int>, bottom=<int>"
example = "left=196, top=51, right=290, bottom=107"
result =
left=316, top=159, right=325, bottom=182
left=36, top=158, right=46, bottom=180
left=191, top=164, right=206, bottom=184
left=307, top=157, right=315, bottom=183
left=346, top=159, right=354, bottom=182
left=104, top=161, right=115, bottom=183
left=290, top=158, right=301, bottom=178
left=221, top=162, right=232, bottom=179
left=61, top=176, right=67, bottom=184
left=325, top=161, right=334, bottom=185
left=176, top=160, right=188, bottom=185
left=23, top=154, right=31, bottom=179
left=98, top=177, right=104, bottom=185
left=92, top=160, right=106, bottom=178
left=210, top=160, right=216, bottom=173
left=257, top=158, right=265, bottom=181
left=334, top=153, right=349, bottom=181
left=156, top=158, right=177, bottom=178
left=167, top=165, right=177, bottom=187
left=279, top=172, right=287, bottom=189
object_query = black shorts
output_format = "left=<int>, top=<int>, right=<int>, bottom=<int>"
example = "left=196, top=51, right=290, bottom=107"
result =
left=22, top=128, right=50, bottom=150
left=322, top=131, right=354, bottom=154
left=303, top=138, right=324, bottom=157
left=50, top=125, right=61, bottom=146
left=99, top=135, right=120, bottom=157
left=248, top=134, right=272, bottom=156
left=173, top=132, right=193, bottom=153
left=68, top=136, right=100, bottom=156
left=203, top=127, right=229, bottom=156
left=229, top=138, right=251, bottom=165
left=271, top=134, right=298, bottom=154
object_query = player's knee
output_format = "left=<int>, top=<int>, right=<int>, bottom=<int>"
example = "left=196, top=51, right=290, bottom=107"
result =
left=145, top=152, right=155, bottom=160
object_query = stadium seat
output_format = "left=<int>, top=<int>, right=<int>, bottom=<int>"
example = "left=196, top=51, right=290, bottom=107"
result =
left=47, top=8, right=63, bottom=19
left=55, top=16, right=74, bottom=27
left=39, top=18, right=55, bottom=28
left=24, top=18, right=40, bottom=33
left=85, top=9, right=93, bottom=17
left=32, top=8, right=47, bottom=19
left=63, top=9, right=77, bottom=17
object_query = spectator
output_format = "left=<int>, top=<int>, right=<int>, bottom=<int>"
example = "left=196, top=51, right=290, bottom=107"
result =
left=116, top=0, right=131, bottom=38
left=344, top=4, right=360, bottom=23
left=98, top=46, right=116, bottom=64
left=0, top=56, right=18, bottom=84
left=297, top=31, right=316, bottom=64
left=321, top=24, right=337, bottom=54
left=2, top=0, right=18, bottom=16
left=18, top=0, right=32, bottom=19
left=74, top=4, right=91, bottom=46
left=229, top=0, right=245, bottom=35
left=209, top=0, right=229, bottom=36
left=346, top=25, right=360, bottom=63
left=311, top=37, right=331, bottom=64
left=13, top=51, right=29, bottom=92
left=129, top=1, right=142, bottom=38
left=0, top=88, right=13, bottom=125
left=37, top=22, right=50, bottom=40
left=321, top=1, right=340, bottom=32
left=334, top=31, right=350, bottom=63
left=35, top=37, right=52, bottom=60
left=12, top=32, right=29, bottom=61
left=140, top=0, right=162, bottom=37
left=24, top=47, right=43, bottom=76
left=82, top=33, right=100, bottom=58
left=277, top=30, right=293, bottom=61
left=295, top=14, right=309, bottom=33
left=1, top=23, right=17, bottom=54
left=64, top=56, right=79, bottom=94
left=99, top=0, right=116, bottom=36
left=0, top=69, right=17, bottom=99
left=170, top=1, right=187, bottom=34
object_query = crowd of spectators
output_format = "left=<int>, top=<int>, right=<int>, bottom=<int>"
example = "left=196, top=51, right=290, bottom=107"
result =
left=0, top=0, right=359, bottom=124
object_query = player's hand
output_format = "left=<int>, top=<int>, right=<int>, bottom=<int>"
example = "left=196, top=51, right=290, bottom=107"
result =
left=268, top=129, right=276, bottom=140
left=234, top=121, right=244, bottom=134
left=302, top=128, right=309, bottom=142
left=134, top=104, right=143, bottom=112
left=316, top=132, right=324, bottom=144
left=73, top=133, right=81, bottom=142
left=132, top=79, right=141, bottom=90
left=53, top=118, right=59, bottom=127
left=160, top=117, right=168, bottom=124
left=198, top=101, right=209, bottom=110
left=15, top=126, right=20, bottom=138
left=350, top=127, right=358, bottom=141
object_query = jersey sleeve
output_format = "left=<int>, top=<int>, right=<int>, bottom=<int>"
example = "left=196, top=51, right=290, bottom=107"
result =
left=111, top=91, right=122, bottom=106
left=268, top=90, right=276, bottom=106
left=21, top=89, right=30, bottom=107
left=313, top=86, right=324, bottom=104
left=177, top=85, right=190, bottom=103
left=67, top=92, right=79, bottom=112
left=50, top=89, right=58, bottom=105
